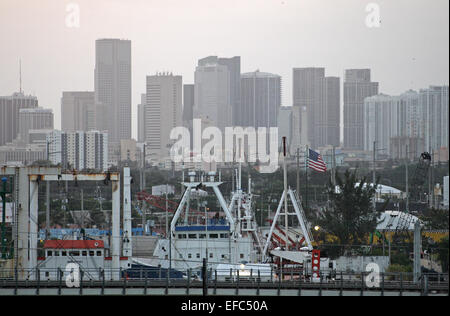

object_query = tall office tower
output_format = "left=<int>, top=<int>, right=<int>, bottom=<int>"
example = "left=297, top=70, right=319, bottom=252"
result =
left=322, top=77, right=340, bottom=147
left=344, top=69, right=379, bottom=150
left=240, top=70, right=281, bottom=129
left=46, top=130, right=108, bottom=171
left=61, top=91, right=96, bottom=132
left=94, top=39, right=132, bottom=145
left=194, top=61, right=231, bottom=131
left=292, top=68, right=340, bottom=149
left=198, top=56, right=240, bottom=126
left=145, top=73, right=182, bottom=161
left=293, top=67, right=324, bottom=150
left=137, top=94, right=146, bottom=143
left=0, top=92, right=38, bottom=146
left=420, top=85, right=449, bottom=153
left=18, top=108, right=54, bottom=143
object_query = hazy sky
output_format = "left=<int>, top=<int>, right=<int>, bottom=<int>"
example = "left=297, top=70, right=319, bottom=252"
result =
left=0, top=0, right=448, bottom=140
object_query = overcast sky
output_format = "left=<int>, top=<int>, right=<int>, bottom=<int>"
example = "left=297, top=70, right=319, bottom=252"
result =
left=0, top=0, right=448, bottom=139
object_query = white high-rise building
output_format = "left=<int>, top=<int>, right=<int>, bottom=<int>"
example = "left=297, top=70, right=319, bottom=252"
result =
left=46, top=130, right=108, bottom=171
left=364, top=94, right=401, bottom=156
left=194, top=61, right=231, bottom=131
left=421, top=86, right=449, bottom=152
left=145, top=73, right=182, bottom=161
left=364, top=86, right=449, bottom=160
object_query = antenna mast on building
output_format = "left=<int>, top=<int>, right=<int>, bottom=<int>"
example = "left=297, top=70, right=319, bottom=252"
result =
left=19, top=59, right=22, bottom=93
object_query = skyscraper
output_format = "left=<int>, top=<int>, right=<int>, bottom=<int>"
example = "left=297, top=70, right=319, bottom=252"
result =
left=145, top=73, right=182, bottom=161
left=0, top=92, right=38, bottom=146
left=198, top=56, right=240, bottom=126
left=322, top=77, right=340, bottom=147
left=293, top=68, right=324, bottom=150
left=240, top=70, right=281, bottom=128
left=363, top=94, right=401, bottom=156
left=344, top=69, right=379, bottom=150
left=194, top=61, right=231, bottom=131
left=292, top=68, right=340, bottom=149
left=94, top=39, right=132, bottom=145
left=61, top=91, right=96, bottom=132
left=421, top=85, right=449, bottom=153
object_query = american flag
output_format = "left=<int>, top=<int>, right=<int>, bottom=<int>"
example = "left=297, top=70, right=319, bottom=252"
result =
left=307, top=148, right=327, bottom=172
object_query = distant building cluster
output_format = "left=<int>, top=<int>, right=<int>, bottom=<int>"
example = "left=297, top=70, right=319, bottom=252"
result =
left=0, top=39, right=448, bottom=170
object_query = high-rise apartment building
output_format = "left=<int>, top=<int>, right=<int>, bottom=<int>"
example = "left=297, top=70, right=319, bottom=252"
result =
left=364, top=94, right=401, bottom=156
left=145, top=73, right=182, bottom=161
left=46, top=130, right=108, bottom=171
left=421, top=85, right=449, bottom=153
left=344, top=69, right=379, bottom=150
left=363, top=86, right=449, bottom=160
left=0, top=92, right=38, bottom=146
left=94, top=39, right=132, bottom=145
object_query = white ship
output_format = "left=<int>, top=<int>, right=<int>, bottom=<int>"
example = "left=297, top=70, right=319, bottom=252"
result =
left=131, top=167, right=269, bottom=276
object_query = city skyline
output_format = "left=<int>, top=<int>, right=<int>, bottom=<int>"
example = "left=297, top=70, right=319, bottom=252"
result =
left=0, top=0, right=448, bottom=141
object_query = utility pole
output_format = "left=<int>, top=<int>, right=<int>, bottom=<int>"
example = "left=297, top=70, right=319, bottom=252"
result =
left=282, top=137, right=289, bottom=251
left=372, top=141, right=376, bottom=210
left=331, top=146, right=336, bottom=187
left=429, top=150, right=433, bottom=208
left=46, top=140, right=50, bottom=239
left=296, top=148, right=300, bottom=194
left=406, top=144, right=409, bottom=213
left=81, top=188, right=84, bottom=228
left=413, top=220, right=421, bottom=283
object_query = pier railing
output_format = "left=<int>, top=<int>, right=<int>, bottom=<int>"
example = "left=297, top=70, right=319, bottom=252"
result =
left=0, top=267, right=448, bottom=296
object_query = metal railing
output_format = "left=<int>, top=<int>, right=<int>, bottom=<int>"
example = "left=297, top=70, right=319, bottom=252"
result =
left=0, top=267, right=448, bottom=296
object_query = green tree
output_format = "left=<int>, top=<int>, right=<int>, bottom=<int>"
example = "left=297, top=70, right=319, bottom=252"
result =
left=436, top=236, right=449, bottom=273
left=318, top=170, right=383, bottom=252
left=420, top=208, right=449, bottom=230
